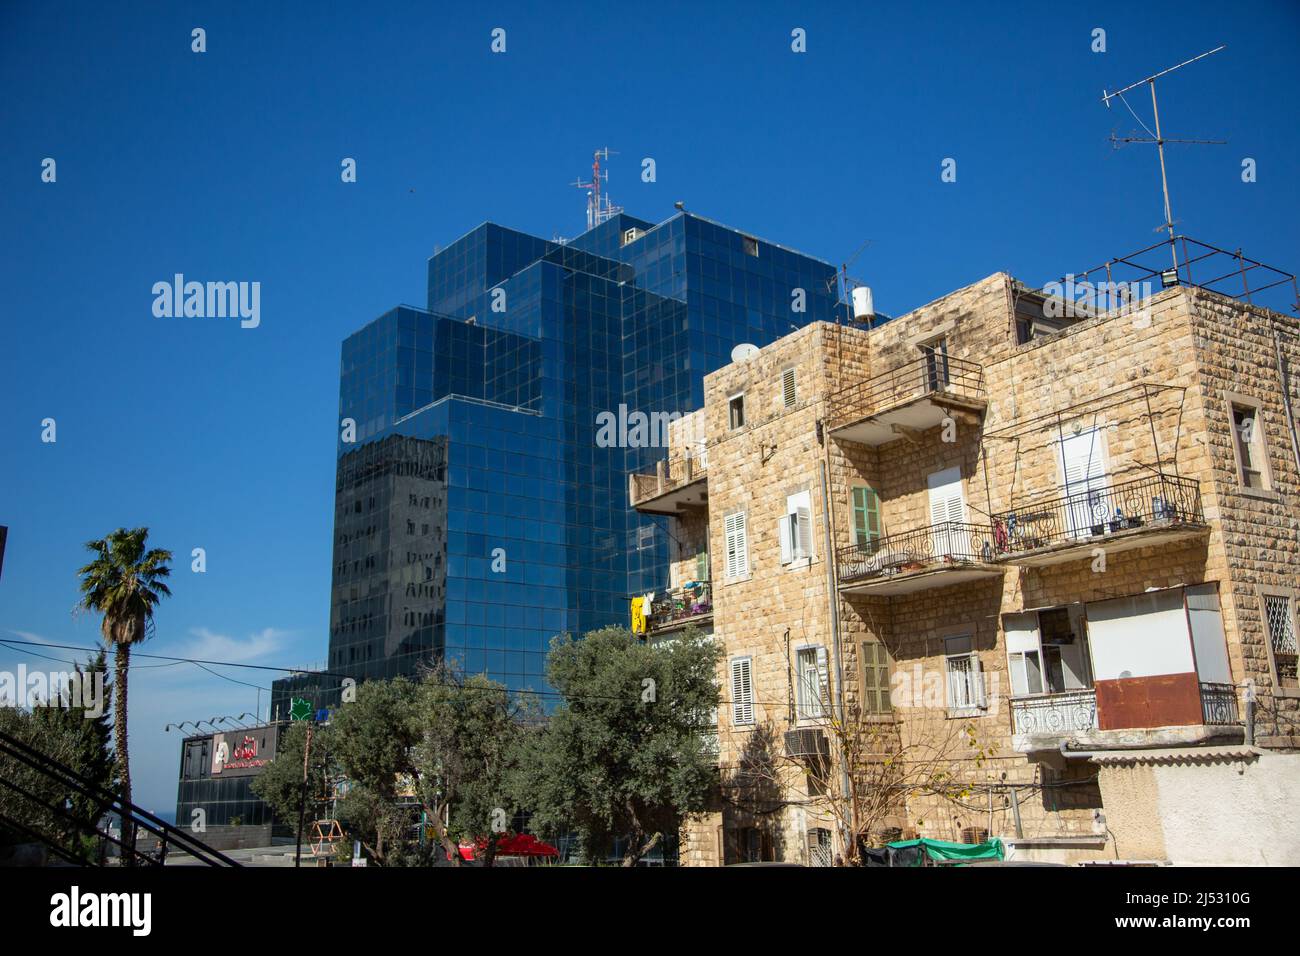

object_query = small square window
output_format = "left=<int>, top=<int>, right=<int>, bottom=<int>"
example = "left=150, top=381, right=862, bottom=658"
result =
left=729, top=393, right=745, bottom=430
left=742, top=236, right=758, bottom=257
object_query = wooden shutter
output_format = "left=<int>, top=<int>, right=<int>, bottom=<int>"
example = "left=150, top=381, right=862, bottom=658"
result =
left=730, top=657, right=754, bottom=725
left=861, top=640, right=892, bottom=714
left=815, top=646, right=830, bottom=713
left=782, top=368, right=797, bottom=409
left=852, top=486, right=880, bottom=550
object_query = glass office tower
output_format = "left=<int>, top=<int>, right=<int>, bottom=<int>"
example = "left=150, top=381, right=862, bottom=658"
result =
left=271, top=211, right=837, bottom=713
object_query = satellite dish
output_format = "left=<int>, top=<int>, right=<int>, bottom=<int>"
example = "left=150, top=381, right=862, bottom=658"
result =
left=731, top=343, right=760, bottom=363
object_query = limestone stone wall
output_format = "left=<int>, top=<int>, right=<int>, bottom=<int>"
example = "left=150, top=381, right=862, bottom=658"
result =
left=654, top=272, right=1299, bottom=865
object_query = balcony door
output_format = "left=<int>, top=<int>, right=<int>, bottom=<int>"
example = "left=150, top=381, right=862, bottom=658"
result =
left=921, top=337, right=950, bottom=393
left=927, top=467, right=965, bottom=559
left=1058, top=428, right=1109, bottom=539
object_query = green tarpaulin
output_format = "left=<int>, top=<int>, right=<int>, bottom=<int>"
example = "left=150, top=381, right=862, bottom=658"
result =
left=886, top=837, right=1004, bottom=864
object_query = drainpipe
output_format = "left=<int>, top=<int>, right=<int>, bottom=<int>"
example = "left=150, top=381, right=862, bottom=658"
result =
left=818, top=456, right=853, bottom=850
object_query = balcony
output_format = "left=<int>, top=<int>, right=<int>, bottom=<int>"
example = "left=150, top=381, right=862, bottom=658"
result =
left=1011, top=690, right=1098, bottom=751
left=628, top=453, right=707, bottom=515
left=836, top=522, right=1002, bottom=596
left=991, top=474, right=1208, bottom=568
left=828, top=355, right=987, bottom=446
left=641, top=582, right=712, bottom=637
left=1014, top=683, right=1242, bottom=757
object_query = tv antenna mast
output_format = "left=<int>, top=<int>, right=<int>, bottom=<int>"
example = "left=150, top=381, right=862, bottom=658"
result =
left=571, top=147, right=623, bottom=230
left=1102, top=45, right=1227, bottom=272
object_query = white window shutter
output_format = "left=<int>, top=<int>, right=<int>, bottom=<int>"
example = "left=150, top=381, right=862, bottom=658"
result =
left=731, top=658, right=753, bottom=725
left=797, top=505, right=814, bottom=559
left=725, top=512, right=748, bottom=578
left=778, top=517, right=791, bottom=564
left=815, top=646, right=830, bottom=711
left=970, top=654, right=986, bottom=708
left=782, top=368, right=797, bottom=409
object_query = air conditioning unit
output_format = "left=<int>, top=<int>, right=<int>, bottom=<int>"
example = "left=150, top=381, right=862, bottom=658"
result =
left=784, top=728, right=830, bottom=760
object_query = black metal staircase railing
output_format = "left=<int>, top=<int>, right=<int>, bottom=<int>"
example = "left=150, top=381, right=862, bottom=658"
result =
left=0, top=729, right=240, bottom=867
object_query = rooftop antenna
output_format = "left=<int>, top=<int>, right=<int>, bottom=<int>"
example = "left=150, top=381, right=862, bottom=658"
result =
left=1101, top=45, right=1227, bottom=273
left=826, top=238, right=878, bottom=325
left=571, top=147, right=623, bottom=230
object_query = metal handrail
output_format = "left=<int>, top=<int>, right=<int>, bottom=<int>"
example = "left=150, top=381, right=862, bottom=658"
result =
left=0, top=729, right=241, bottom=867
left=829, top=354, right=985, bottom=429
left=1199, top=682, right=1240, bottom=725
left=1010, top=689, right=1098, bottom=735
left=836, top=521, right=996, bottom=584
left=991, top=474, right=1204, bottom=556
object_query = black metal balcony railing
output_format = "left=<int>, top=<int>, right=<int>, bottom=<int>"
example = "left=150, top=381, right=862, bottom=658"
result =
left=1010, top=689, right=1098, bottom=736
left=645, top=582, right=712, bottom=632
left=829, top=354, right=985, bottom=430
left=837, top=521, right=996, bottom=585
left=992, top=474, right=1204, bottom=556
left=1200, top=682, right=1240, bottom=725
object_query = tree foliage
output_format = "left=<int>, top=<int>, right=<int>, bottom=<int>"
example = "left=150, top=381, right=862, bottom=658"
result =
left=512, top=626, right=721, bottom=866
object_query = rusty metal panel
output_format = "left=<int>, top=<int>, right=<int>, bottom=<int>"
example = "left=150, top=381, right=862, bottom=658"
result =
left=1096, top=672, right=1201, bottom=730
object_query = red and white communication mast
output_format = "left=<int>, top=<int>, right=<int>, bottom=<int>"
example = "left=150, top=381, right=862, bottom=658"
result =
left=571, top=147, right=623, bottom=230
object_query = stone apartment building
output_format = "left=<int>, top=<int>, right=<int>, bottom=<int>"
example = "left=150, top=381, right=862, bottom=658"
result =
left=630, top=249, right=1300, bottom=866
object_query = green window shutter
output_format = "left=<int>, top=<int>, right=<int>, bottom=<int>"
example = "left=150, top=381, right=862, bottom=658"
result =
left=861, top=640, right=893, bottom=714
left=852, top=486, right=880, bottom=551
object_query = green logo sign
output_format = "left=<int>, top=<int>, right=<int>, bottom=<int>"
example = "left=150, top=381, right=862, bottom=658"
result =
left=290, top=698, right=312, bottom=721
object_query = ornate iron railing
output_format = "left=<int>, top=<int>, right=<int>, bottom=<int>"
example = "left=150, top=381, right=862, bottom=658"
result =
left=829, top=354, right=986, bottom=430
left=837, top=521, right=997, bottom=585
left=629, top=452, right=707, bottom=505
left=645, top=582, right=712, bottom=632
left=1010, top=689, right=1098, bottom=736
left=991, top=474, right=1204, bottom=557
left=1199, top=682, right=1240, bottom=725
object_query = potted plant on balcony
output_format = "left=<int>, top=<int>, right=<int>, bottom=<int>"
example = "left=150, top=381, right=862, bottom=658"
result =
left=1108, top=508, right=1125, bottom=534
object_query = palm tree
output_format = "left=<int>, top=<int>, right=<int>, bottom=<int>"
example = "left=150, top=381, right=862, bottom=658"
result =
left=77, top=527, right=172, bottom=865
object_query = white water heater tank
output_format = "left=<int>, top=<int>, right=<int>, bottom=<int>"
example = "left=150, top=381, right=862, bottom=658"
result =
left=851, top=285, right=874, bottom=322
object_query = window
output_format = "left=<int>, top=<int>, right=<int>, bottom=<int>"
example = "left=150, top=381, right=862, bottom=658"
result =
left=851, top=485, right=881, bottom=552
left=742, top=235, right=759, bottom=257
left=735, top=826, right=771, bottom=863
left=944, top=635, right=985, bottom=711
left=807, top=828, right=833, bottom=867
left=859, top=640, right=893, bottom=714
left=1262, top=592, right=1299, bottom=689
left=781, top=367, right=797, bottom=409
left=779, top=490, right=814, bottom=564
left=636, top=525, right=654, bottom=551
left=1004, top=607, right=1092, bottom=697
left=1231, top=400, right=1270, bottom=491
left=724, top=511, right=749, bottom=578
left=730, top=656, right=755, bottom=725
left=796, top=646, right=829, bottom=720
left=728, top=393, right=745, bottom=430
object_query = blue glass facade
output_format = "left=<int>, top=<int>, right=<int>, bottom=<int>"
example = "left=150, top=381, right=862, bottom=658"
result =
left=272, top=212, right=836, bottom=710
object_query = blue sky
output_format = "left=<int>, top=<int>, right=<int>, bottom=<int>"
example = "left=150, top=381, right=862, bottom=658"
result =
left=1, top=1, right=1297, bottom=813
